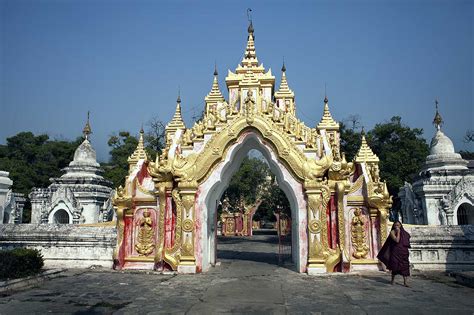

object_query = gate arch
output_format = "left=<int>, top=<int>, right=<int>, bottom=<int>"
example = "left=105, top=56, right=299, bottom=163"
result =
left=112, top=22, right=392, bottom=274
left=196, top=130, right=307, bottom=272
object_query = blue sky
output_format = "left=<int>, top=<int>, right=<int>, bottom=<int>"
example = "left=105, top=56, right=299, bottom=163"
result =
left=1, top=0, right=473, bottom=162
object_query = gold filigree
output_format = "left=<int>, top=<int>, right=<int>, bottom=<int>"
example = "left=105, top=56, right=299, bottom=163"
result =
left=351, top=208, right=369, bottom=259
left=135, top=209, right=155, bottom=256
left=348, top=175, right=364, bottom=194
left=182, top=219, right=194, bottom=233
left=336, top=182, right=347, bottom=260
left=163, top=188, right=183, bottom=270
left=308, top=220, right=321, bottom=234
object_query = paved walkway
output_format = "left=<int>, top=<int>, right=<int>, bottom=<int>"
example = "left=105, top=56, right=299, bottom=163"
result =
left=0, top=234, right=473, bottom=314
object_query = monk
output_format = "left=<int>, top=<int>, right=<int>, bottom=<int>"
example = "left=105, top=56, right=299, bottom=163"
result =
left=377, top=221, right=411, bottom=287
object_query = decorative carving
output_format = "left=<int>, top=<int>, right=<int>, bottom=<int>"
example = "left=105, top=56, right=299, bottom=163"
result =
left=244, top=90, right=255, bottom=124
left=308, top=220, right=321, bottom=234
left=351, top=208, right=369, bottom=259
left=182, top=219, right=194, bottom=233
left=135, top=209, right=155, bottom=256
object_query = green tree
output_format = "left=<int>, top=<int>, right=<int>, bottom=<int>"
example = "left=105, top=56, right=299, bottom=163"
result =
left=367, top=116, right=430, bottom=197
left=0, top=132, right=81, bottom=222
left=223, top=157, right=269, bottom=206
left=103, top=131, right=139, bottom=188
left=220, top=156, right=290, bottom=222
left=339, top=122, right=361, bottom=161
left=103, top=118, right=166, bottom=188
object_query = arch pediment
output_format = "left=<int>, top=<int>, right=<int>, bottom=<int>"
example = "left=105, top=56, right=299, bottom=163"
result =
left=168, top=115, right=333, bottom=187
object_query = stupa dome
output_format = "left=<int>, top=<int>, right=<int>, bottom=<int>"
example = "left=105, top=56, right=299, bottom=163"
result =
left=430, top=130, right=456, bottom=155
left=69, top=139, right=100, bottom=167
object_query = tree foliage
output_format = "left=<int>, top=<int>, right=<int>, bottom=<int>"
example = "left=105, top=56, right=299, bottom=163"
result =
left=367, top=116, right=430, bottom=197
left=0, top=132, right=81, bottom=196
left=220, top=156, right=290, bottom=222
left=339, top=122, right=361, bottom=161
left=0, top=132, right=82, bottom=222
left=103, top=117, right=166, bottom=188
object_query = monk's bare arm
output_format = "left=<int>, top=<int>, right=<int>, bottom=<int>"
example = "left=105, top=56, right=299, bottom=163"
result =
left=390, top=230, right=400, bottom=243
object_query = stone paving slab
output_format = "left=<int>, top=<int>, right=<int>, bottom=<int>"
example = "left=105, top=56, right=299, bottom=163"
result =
left=0, top=235, right=472, bottom=314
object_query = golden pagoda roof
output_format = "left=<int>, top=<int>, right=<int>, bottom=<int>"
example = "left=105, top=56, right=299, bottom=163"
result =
left=317, top=97, right=339, bottom=130
left=205, top=67, right=225, bottom=104
left=226, top=22, right=274, bottom=87
left=274, top=62, right=294, bottom=99
left=354, top=131, right=379, bottom=163
left=128, top=127, right=148, bottom=164
left=166, top=96, right=186, bottom=131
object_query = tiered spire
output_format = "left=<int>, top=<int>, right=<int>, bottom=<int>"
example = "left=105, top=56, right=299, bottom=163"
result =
left=241, top=21, right=259, bottom=69
left=317, top=96, right=339, bottom=130
left=82, top=111, right=92, bottom=140
left=128, top=127, right=148, bottom=167
left=205, top=65, right=225, bottom=104
left=274, top=61, right=294, bottom=99
left=433, top=99, right=443, bottom=131
left=354, top=128, right=379, bottom=163
left=166, top=94, right=186, bottom=131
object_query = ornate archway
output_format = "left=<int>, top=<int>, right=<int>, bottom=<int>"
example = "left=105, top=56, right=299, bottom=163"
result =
left=113, top=22, right=392, bottom=274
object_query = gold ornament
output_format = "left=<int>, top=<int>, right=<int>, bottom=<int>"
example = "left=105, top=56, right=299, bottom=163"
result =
left=351, top=208, right=369, bottom=259
left=182, top=219, right=194, bottom=233
left=135, top=209, right=155, bottom=256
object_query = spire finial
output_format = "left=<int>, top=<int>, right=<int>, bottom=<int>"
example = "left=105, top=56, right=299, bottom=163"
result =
left=361, top=126, right=365, bottom=136
left=247, top=8, right=253, bottom=33
left=324, top=83, right=328, bottom=104
left=214, top=61, right=218, bottom=76
left=140, top=123, right=144, bottom=134
left=281, top=57, right=286, bottom=72
left=433, top=98, right=443, bottom=131
left=177, top=86, right=181, bottom=104
left=82, top=111, right=92, bottom=140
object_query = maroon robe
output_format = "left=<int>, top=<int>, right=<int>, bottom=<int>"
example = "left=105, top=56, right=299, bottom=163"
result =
left=377, top=228, right=411, bottom=276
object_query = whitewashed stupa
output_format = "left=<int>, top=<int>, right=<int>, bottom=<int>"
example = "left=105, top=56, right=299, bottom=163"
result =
left=399, top=100, right=474, bottom=225
left=30, top=114, right=114, bottom=224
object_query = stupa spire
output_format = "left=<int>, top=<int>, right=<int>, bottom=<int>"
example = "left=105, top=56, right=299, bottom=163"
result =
left=82, top=111, right=92, bottom=140
left=205, top=64, right=225, bottom=104
left=317, top=95, right=339, bottom=131
left=128, top=127, right=148, bottom=167
left=274, top=59, right=294, bottom=99
left=355, top=128, right=379, bottom=163
left=166, top=92, right=186, bottom=131
left=241, top=12, right=259, bottom=69
left=433, top=98, right=443, bottom=131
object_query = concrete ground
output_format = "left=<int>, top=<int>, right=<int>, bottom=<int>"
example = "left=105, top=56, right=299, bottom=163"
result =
left=0, top=234, right=473, bottom=314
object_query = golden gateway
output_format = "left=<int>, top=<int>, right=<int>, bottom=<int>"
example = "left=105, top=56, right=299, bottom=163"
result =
left=112, top=22, right=392, bottom=274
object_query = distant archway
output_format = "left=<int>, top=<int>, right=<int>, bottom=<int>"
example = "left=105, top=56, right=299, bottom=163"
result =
left=53, top=209, right=71, bottom=224
left=457, top=203, right=474, bottom=225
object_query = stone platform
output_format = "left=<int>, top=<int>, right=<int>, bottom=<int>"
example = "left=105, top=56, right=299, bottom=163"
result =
left=405, top=225, right=474, bottom=271
left=0, top=235, right=473, bottom=314
left=0, top=224, right=116, bottom=268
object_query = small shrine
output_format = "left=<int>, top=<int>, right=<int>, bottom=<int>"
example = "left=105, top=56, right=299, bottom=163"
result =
left=399, top=101, right=474, bottom=225
left=30, top=114, right=114, bottom=224
left=113, top=22, right=392, bottom=274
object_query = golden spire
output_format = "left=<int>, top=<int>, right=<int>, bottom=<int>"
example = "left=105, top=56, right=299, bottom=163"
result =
left=355, top=128, right=379, bottom=163
left=433, top=98, right=443, bottom=131
left=82, top=111, right=92, bottom=140
left=317, top=95, right=339, bottom=131
left=166, top=93, right=186, bottom=131
left=274, top=60, right=294, bottom=99
left=128, top=127, right=148, bottom=167
left=205, top=64, right=225, bottom=104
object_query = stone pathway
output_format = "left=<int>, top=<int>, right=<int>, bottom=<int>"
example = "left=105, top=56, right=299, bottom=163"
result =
left=0, top=234, right=473, bottom=314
